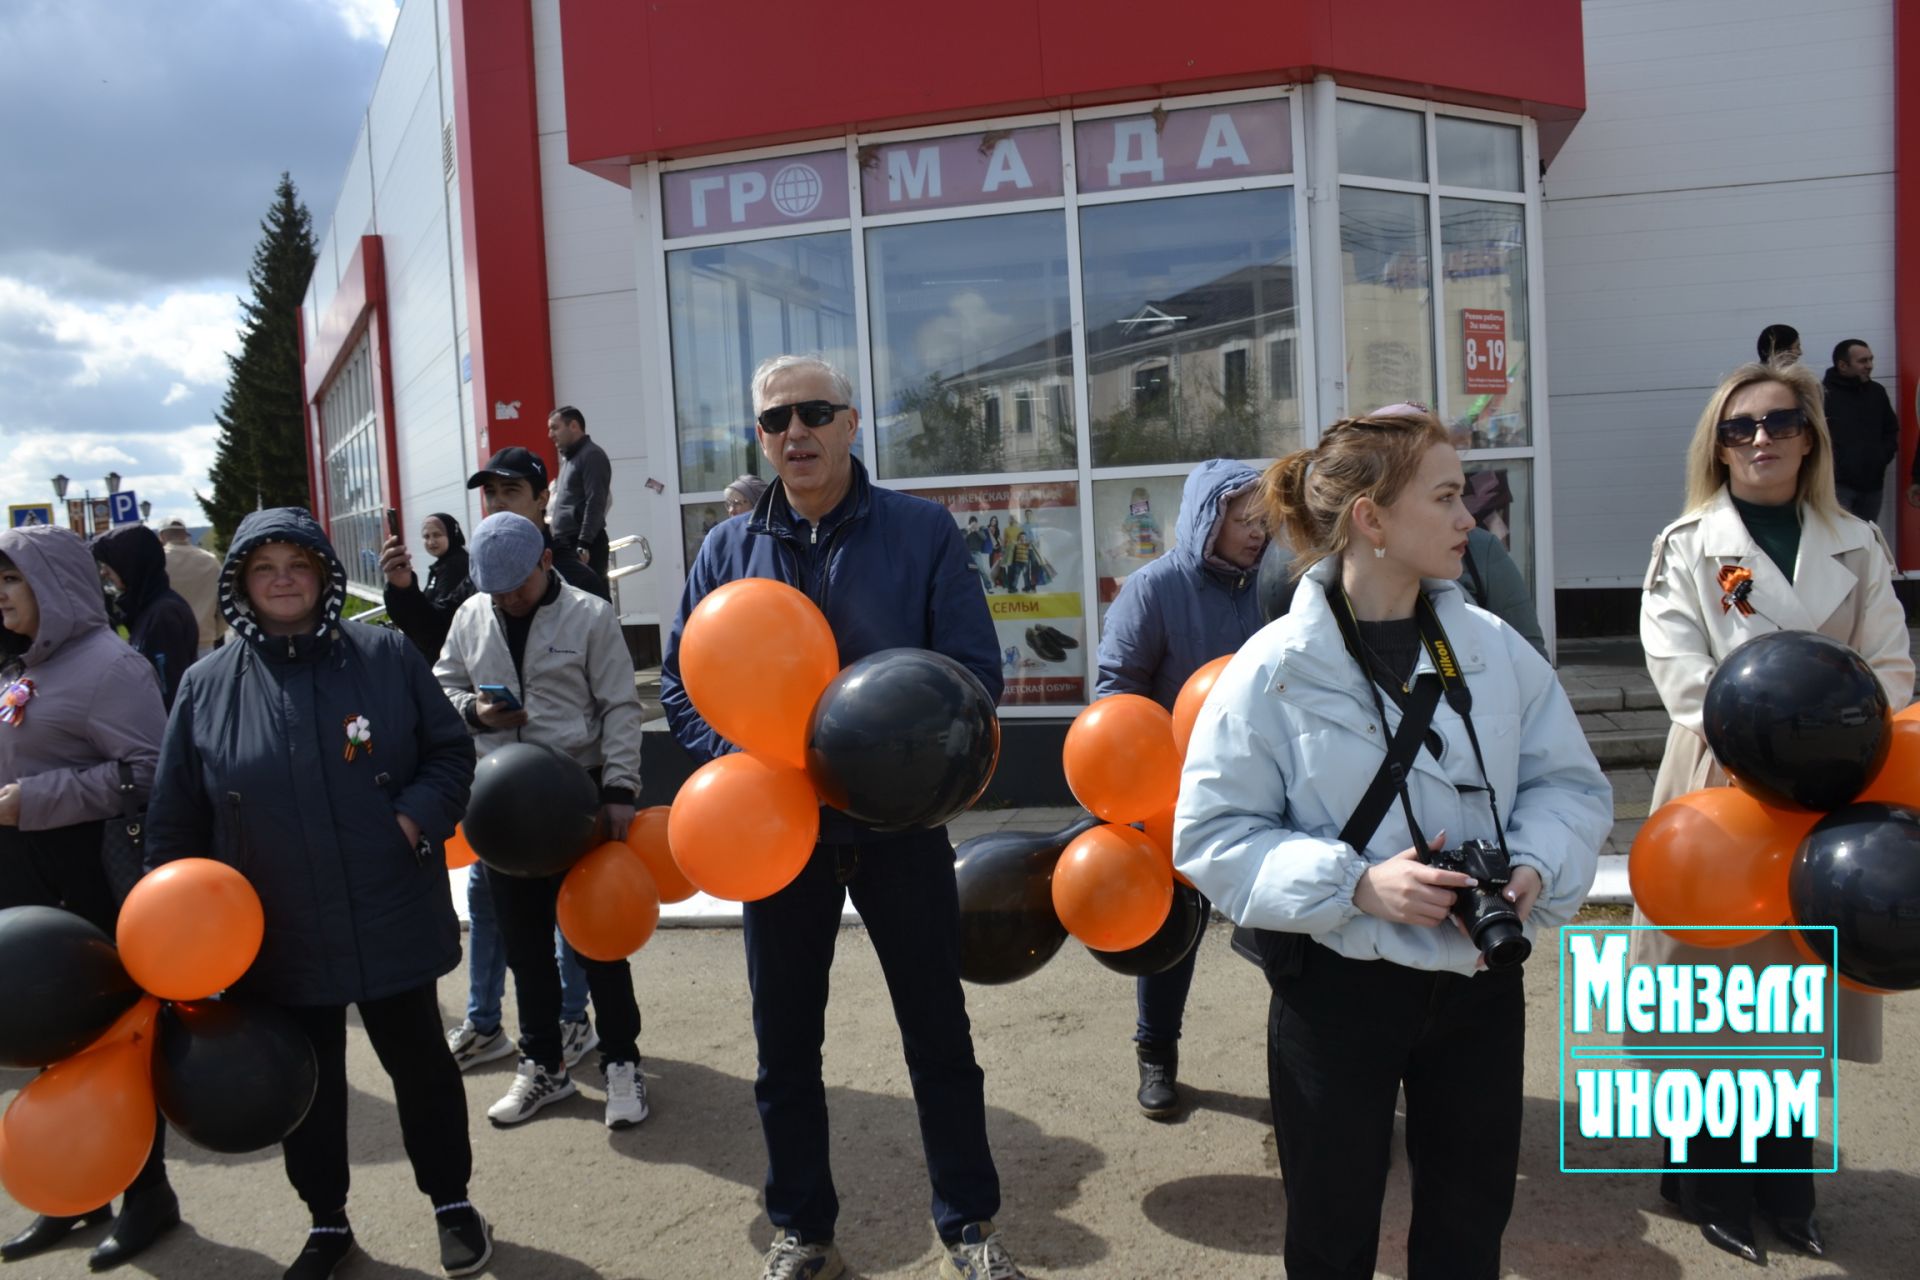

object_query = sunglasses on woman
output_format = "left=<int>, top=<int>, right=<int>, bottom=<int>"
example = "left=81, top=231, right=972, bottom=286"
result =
left=1716, top=407, right=1809, bottom=447
left=755, top=400, right=849, bottom=434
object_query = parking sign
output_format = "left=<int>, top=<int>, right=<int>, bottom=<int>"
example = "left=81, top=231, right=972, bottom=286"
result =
left=108, top=491, right=140, bottom=526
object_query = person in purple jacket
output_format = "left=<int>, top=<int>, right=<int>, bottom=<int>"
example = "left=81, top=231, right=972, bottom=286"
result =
left=660, top=354, right=1024, bottom=1280
left=0, top=523, right=181, bottom=1270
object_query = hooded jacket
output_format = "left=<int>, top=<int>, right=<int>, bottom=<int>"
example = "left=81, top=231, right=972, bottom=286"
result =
left=0, top=524, right=168, bottom=831
left=661, top=456, right=1002, bottom=843
left=143, top=508, right=475, bottom=1006
left=93, top=523, right=200, bottom=708
left=1175, top=557, right=1610, bottom=975
left=1821, top=367, right=1900, bottom=492
left=1096, top=459, right=1263, bottom=709
left=383, top=512, right=475, bottom=661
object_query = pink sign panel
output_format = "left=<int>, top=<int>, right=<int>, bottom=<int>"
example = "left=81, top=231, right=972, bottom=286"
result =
left=1075, top=100, right=1292, bottom=194
left=860, top=126, right=1065, bottom=215
left=663, top=151, right=850, bottom=239
left=1462, top=309, right=1508, bottom=394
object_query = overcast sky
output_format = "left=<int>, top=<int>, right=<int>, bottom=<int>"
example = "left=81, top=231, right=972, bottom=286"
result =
left=0, top=0, right=397, bottom=531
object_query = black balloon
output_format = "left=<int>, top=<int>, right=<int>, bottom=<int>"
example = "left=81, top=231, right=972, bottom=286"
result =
left=955, top=816, right=1098, bottom=985
left=1789, top=802, right=1920, bottom=991
left=1089, top=882, right=1208, bottom=978
left=153, top=999, right=320, bottom=1153
left=0, top=905, right=142, bottom=1068
left=806, top=648, right=1001, bottom=832
left=1702, top=630, right=1890, bottom=812
left=464, top=742, right=599, bottom=877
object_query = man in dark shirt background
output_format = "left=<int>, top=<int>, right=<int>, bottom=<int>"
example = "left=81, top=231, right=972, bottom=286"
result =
left=547, top=406, right=613, bottom=581
left=1822, top=338, right=1900, bottom=524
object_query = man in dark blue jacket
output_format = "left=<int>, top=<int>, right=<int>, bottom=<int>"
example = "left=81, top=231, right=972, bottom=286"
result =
left=661, top=355, right=1025, bottom=1280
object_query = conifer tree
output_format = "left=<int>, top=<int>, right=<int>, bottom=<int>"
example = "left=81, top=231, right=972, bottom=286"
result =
left=200, top=172, right=317, bottom=541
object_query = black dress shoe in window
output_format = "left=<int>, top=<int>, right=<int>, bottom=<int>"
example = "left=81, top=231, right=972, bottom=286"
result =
left=1765, top=1215, right=1824, bottom=1257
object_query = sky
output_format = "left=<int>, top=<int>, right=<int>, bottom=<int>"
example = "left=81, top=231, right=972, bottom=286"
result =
left=0, top=0, right=397, bottom=531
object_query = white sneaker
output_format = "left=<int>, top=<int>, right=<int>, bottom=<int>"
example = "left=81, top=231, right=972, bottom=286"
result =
left=603, top=1060, right=650, bottom=1130
left=560, top=1019, right=599, bottom=1069
left=760, top=1230, right=846, bottom=1280
left=486, top=1059, right=576, bottom=1126
left=446, top=1021, right=514, bottom=1071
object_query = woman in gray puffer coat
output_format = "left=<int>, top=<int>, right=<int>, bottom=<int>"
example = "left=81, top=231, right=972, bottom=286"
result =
left=143, top=508, right=490, bottom=1280
left=0, top=523, right=181, bottom=1270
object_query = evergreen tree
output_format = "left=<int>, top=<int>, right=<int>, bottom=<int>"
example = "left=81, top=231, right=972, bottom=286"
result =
left=199, top=172, right=317, bottom=542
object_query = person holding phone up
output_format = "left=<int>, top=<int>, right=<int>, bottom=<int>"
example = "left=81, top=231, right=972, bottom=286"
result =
left=433, top=512, right=649, bottom=1133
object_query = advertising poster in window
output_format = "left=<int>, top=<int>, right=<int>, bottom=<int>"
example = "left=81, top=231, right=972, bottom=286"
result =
left=1090, top=476, right=1188, bottom=631
left=907, top=481, right=1085, bottom=706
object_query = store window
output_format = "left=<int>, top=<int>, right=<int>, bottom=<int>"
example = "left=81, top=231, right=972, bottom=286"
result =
left=1337, top=100, right=1425, bottom=183
left=1080, top=187, right=1302, bottom=466
left=1440, top=198, right=1530, bottom=447
left=320, top=336, right=383, bottom=590
left=1436, top=117, right=1522, bottom=192
left=665, top=234, right=857, bottom=496
left=1340, top=186, right=1435, bottom=414
left=1092, top=474, right=1188, bottom=630
left=867, top=211, right=1075, bottom=479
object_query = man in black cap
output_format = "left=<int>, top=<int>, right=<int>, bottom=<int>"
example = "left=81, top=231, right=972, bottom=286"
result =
left=461, top=446, right=608, bottom=600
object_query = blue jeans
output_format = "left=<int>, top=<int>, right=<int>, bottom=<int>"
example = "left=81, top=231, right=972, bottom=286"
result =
left=1135, top=910, right=1205, bottom=1054
left=464, top=863, right=589, bottom=1032
left=744, top=832, right=1000, bottom=1245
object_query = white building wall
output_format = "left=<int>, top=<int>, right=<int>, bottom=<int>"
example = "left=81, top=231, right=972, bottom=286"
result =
left=534, top=0, right=659, bottom=622
left=1543, top=0, right=1897, bottom=586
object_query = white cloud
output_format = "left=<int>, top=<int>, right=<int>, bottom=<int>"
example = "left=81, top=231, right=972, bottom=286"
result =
left=1, top=427, right=222, bottom=532
left=0, top=276, right=240, bottom=388
left=162, top=382, right=190, bottom=406
left=321, top=0, right=399, bottom=44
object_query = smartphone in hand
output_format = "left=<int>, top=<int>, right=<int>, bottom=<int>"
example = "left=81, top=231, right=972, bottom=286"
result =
left=477, top=683, right=523, bottom=713
left=386, top=507, right=401, bottom=539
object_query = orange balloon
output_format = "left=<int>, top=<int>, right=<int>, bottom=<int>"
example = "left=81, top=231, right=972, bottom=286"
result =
left=1171, top=656, right=1233, bottom=759
left=679, top=579, right=839, bottom=768
left=558, top=843, right=662, bottom=961
left=1856, top=718, right=1920, bottom=807
left=1787, top=926, right=1896, bottom=996
left=117, top=858, right=266, bottom=1001
left=0, top=1039, right=156, bottom=1216
left=1629, top=788, right=1816, bottom=948
left=1139, top=805, right=1193, bottom=889
left=1063, top=694, right=1180, bottom=825
left=445, top=824, right=478, bottom=870
left=668, top=753, right=820, bottom=902
left=79, top=995, right=161, bottom=1061
left=1052, top=823, right=1174, bottom=952
left=624, top=806, right=696, bottom=903
left=1897, top=701, right=1920, bottom=725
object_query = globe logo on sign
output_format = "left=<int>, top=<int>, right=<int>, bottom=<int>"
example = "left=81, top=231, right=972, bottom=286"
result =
left=769, top=164, right=824, bottom=218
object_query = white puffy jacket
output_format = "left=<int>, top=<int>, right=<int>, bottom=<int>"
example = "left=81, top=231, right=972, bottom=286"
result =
left=434, top=577, right=643, bottom=797
left=1174, top=558, right=1609, bottom=975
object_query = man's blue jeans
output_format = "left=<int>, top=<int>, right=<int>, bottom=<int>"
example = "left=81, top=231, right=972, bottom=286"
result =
left=464, top=862, right=589, bottom=1031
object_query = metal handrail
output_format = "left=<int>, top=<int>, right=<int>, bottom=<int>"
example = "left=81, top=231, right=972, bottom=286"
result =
left=606, top=534, right=651, bottom=617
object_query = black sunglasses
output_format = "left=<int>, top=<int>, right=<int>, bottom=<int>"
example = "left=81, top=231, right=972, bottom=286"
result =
left=1716, top=407, right=1809, bottom=448
left=756, top=400, right=849, bottom=434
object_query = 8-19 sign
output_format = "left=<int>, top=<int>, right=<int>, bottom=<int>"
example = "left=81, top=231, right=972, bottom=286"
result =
left=1462, top=309, right=1508, bottom=394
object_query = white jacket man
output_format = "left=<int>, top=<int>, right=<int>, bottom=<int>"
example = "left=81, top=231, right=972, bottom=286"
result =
left=1174, top=557, right=1610, bottom=976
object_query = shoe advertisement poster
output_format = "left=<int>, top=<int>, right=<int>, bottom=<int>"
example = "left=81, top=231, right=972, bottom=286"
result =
left=907, top=481, right=1086, bottom=706
left=1091, top=476, right=1188, bottom=631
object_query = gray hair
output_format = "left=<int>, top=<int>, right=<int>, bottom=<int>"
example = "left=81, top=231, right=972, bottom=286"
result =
left=751, top=354, right=854, bottom=411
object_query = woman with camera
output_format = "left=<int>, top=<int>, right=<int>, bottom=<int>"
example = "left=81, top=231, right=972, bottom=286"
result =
left=1637, top=360, right=1910, bottom=1264
left=1175, top=408, right=1609, bottom=1280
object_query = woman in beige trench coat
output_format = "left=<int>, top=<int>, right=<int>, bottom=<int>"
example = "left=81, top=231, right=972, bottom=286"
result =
left=1636, top=360, right=1913, bottom=1265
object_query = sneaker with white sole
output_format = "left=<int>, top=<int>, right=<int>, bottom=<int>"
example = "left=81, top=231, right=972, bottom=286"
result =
left=603, top=1060, right=649, bottom=1129
left=486, top=1059, right=575, bottom=1126
left=939, top=1220, right=1027, bottom=1280
left=560, top=1019, right=599, bottom=1068
left=446, top=1021, right=514, bottom=1072
left=759, top=1230, right=846, bottom=1280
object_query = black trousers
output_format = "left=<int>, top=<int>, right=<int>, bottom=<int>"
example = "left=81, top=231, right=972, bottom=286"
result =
left=0, top=821, right=169, bottom=1201
left=585, top=528, right=611, bottom=582
left=1266, top=943, right=1524, bottom=1280
left=279, top=982, right=471, bottom=1215
left=484, top=863, right=640, bottom=1070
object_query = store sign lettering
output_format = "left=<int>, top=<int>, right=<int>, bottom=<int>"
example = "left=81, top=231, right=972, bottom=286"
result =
left=861, top=126, right=1065, bottom=215
left=1462, top=309, right=1508, bottom=393
left=1075, top=100, right=1292, bottom=193
left=663, top=151, right=850, bottom=238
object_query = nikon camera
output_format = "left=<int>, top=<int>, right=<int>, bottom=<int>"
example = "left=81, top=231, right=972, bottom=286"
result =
left=1421, top=838, right=1531, bottom=970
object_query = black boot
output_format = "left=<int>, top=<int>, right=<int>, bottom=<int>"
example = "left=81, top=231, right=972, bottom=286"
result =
left=1136, top=1045, right=1178, bottom=1119
left=0, top=1208, right=111, bottom=1262
left=1765, top=1214, right=1824, bottom=1257
left=87, top=1185, right=180, bottom=1271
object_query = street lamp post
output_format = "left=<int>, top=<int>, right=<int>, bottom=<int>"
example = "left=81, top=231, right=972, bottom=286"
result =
left=139, top=500, right=151, bottom=522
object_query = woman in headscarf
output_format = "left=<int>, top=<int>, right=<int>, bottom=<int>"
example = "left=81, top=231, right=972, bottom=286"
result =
left=144, top=508, right=488, bottom=1279
left=381, top=512, right=474, bottom=662
left=0, top=523, right=182, bottom=1270
left=92, top=522, right=200, bottom=709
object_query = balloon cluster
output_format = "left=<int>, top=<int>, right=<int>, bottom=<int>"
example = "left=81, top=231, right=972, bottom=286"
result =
left=1631, top=631, right=1920, bottom=992
left=954, top=657, right=1231, bottom=984
left=0, top=862, right=317, bottom=1217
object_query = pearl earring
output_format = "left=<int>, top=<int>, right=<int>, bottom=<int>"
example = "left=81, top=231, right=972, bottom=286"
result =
left=1373, top=545, right=1386, bottom=559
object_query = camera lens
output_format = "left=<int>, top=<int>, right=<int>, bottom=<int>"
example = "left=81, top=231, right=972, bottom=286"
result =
left=1459, top=892, right=1530, bottom=970
left=1479, top=925, right=1531, bottom=970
